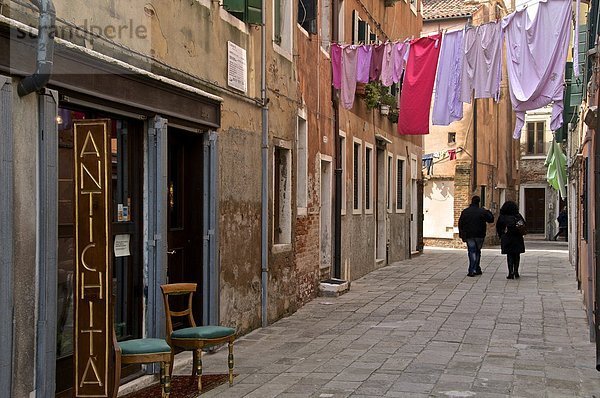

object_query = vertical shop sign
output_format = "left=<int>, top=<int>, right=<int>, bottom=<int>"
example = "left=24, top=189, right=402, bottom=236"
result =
left=73, top=120, right=111, bottom=397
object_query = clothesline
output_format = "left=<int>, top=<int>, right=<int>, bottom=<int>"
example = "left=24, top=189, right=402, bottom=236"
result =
left=331, top=0, right=575, bottom=140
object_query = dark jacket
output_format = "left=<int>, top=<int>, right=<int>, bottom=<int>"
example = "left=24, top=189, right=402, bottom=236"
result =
left=496, top=213, right=526, bottom=254
left=458, top=204, right=494, bottom=241
left=557, top=210, right=568, bottom=228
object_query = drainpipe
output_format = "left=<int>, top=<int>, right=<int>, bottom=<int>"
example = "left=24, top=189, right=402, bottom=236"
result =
left=260, top=0, right=269, bottom=328
left=18, top=0, right=56, bottom=97
left=473, top=98, right=478, bottom=193
left=594, top=79, right=600, bottom=370
left=332, top=0, right=341, bottom=279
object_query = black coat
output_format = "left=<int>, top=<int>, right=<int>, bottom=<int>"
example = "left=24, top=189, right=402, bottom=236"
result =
left=496, top=213, right=526, bottom=254
left=458, top=204, right=494, bottom=241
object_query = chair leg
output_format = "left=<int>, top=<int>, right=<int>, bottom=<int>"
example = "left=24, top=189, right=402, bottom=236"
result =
left=163, top=361, right=171, bottom=398
left=192, top=350, right=198, bottom=376
left=160, top=361, right=165, bottom=398
left=113, top=352, right=122, bottom=398
left=196, top=349, right=203, bottom=392
left=169, top=351, right=174, bottom=378
left=228, top=340, right=234, bottom=386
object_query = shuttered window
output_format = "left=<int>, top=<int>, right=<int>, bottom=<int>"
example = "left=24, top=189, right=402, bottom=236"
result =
left=298, top=0, right=317, bottom=33
left=223, top=0, right=262, bottom=24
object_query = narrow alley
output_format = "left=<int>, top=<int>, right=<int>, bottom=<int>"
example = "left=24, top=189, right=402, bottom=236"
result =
left=193, top=243, right=600, bottom=397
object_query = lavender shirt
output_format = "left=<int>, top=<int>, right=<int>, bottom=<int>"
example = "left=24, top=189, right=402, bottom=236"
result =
left=432, top=30, right=465, bottom=126
left=380, top=43, right=395, bottom=87
left=356, top=45, right=372, bottom=84
left=502, top=0, right=571, bottom=139
left=392, top=42, right=410, bottom=84
left=460, top=22, right=503, bottom=102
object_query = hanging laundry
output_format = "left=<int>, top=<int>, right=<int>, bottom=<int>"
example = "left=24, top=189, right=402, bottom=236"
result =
left=392, top=42, right=410, bottom=84
left=398, top=34, right=442, bottom=135
left=432, top=29, right=465, bottom=126
left=422, top=154, right=434, bottom=175
left=380, top=42, right=395, bottom=87
left=356, top=45, right=373, bottom=84
left=544, top=139, right=567, bottom=199
left=341, top=45, right=359, bottom=110
left=331, top=43, right=343, bottom=89
left=460, top=22, right=503, bottom=102
left=448, top=149, right=457, bottom=160
left=502, top=0, right=571, bottom=139
left=369, top=44, right=385, bottom=82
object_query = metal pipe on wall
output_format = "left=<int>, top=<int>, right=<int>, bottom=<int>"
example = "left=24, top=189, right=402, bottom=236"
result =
left=332, top=0, right=341, bottom=279
left=473, top=99, right=478, bottom=193
left=261, top=0, right=269, bottom=328
left=18, top=0, right=55, bottom=97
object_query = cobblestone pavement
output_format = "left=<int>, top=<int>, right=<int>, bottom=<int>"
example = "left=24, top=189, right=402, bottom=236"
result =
left=186, top=243, right=600, bottom=397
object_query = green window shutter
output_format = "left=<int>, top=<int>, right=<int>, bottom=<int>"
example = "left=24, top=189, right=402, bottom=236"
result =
left=247, top=0, right=262, bottom=25
left=274, top=0, right=282, bottom=44
left=570, top=25, right=587, bottom=105
left=223, top=0, right=245, bottom=20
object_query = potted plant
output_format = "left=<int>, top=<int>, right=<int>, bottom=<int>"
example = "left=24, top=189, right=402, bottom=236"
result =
left=363, top=82, right=382, bottom=109
left=379, top=92, right=397, bottom=116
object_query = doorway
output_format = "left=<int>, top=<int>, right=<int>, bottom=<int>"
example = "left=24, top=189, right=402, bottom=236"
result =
left=167, top=128, right=204, bottom=325
left=320, top=158, right=332, bottom=273
left=410, top=157, right=418, bottom=253
left=375, top=148, right=387, bottom=263
left=524, top=187, right=546, bottom=234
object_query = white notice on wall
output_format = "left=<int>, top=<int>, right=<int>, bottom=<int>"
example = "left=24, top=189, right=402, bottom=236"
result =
left=114, top=234, right=131, bottom=257
left=227, top=41, right=247, bottom=93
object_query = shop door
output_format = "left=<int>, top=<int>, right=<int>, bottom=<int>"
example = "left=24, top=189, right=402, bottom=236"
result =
left=525, top=188, right=546, bottom=234
left=167, top=129, right=204, bottom=326
left=55, top=110, right=144, bottom=397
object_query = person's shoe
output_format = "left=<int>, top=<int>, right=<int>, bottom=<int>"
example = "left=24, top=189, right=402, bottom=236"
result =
left=507, top=274, right=514, bottom=279
left=514, top=272, right=520, bottom=279
left=467, top=273, right=476, bottom=277
left=474, top=270, right=482, bottom=275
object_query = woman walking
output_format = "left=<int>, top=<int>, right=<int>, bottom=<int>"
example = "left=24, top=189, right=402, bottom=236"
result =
left=496, top=201, right=526, bottom=279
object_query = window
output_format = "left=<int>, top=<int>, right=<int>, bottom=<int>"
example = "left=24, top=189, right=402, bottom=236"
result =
left=480, top=186, right=486, bottom=207
left=448, top=132, right=456, bottom=144
left=410, top=0, right=418, bottom=14
left=337, top=0, right=345, bottom=42
left=365, top=144, right=373, bottom=213
left=274, top=0, right=293, bottom=53
left=526, top=121, right=546, bottom=155
left=223, top=0, right=262, bottom=24
left=320, top=0, right=331, bottom=50
left=298, top=0, right=317, bottom=33
left=583, top=157, right=589, bottom=240
left=296, top=114, right=308, bottom=211
left=352, top=11, right=369, bottom=44
left=340, top=132, right=347, bottom=214
left=396, top=157, right=405, bottom=212
left=274, top=145, right=292, bottom=244
left=353, top=139, right=362, bottom=213
left=387, top=154, right=393, bottom=212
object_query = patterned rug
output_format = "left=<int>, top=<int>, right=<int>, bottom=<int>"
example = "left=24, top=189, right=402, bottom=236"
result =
left=122, top=374, right=235, bottom=398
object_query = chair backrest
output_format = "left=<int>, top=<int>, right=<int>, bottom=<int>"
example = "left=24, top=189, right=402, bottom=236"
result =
left=160, top=283, right=198, bottom=340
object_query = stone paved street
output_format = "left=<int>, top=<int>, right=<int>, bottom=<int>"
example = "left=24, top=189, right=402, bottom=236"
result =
left=184, top=243, right=600, bottom=397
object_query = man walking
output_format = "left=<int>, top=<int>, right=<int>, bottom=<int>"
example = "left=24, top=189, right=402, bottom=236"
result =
left=458, top=196, right=494, bottom=277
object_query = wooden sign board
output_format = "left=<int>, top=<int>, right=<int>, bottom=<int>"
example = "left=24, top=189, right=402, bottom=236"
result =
left=73, top=120, right=112, bottom=397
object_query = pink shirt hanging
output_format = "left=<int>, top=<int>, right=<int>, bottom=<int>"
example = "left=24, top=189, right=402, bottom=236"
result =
left=341, top=45, right=359, bottom=110
left=398, top=34, right=442, bottom=135
left=392, top=42, right=409, bottom=84
left=380, top=43, right=395, bottom=87
left=331, top=44, right=343, bottom=89
left=369, top=44, right=385, bottom=82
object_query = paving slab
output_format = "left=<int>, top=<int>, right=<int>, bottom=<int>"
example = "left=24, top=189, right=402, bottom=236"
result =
left=170, top=244, right=600, bottom=397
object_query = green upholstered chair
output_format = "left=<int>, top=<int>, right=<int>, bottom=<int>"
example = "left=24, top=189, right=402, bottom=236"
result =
left=113, top=336, right=172, bottom=398
left=160, top=283, right=236, bottom=393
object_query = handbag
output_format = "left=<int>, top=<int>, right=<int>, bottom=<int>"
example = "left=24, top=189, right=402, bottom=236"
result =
left=515, top=219, right=527, bottom=236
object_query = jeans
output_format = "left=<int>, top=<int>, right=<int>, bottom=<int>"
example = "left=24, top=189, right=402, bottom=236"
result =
left=466, top=238, right=484, bottom=275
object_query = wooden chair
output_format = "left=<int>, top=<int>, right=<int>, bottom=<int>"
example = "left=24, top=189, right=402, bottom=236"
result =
left=113, top=329, right=172, bottom=398
left=160, top=283, right=236, bottom=393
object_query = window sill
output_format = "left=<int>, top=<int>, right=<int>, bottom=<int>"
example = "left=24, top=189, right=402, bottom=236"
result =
left=297, top=24, right=310, bottom=38
left=272, top=243, right=292, bottom=253
left=219, top=8, right=250, bottom=34
left=352, top=208, right=362, bottom=215
left=365, top=208, right=374, bottom=215
left=521, top=155, right=546, bottom=160
left=395, top=208, right=406, bottom=214
left=297, top=207, right=308, bottom=217
left=273, top=43, right=293, bottom=62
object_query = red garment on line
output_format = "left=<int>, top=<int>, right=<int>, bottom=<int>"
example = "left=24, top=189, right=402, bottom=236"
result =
left=398, top=34, right=442, bottom=135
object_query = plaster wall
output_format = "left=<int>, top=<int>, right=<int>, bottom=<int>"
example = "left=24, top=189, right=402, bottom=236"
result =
left=11, top=83, right=38, bottom=398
